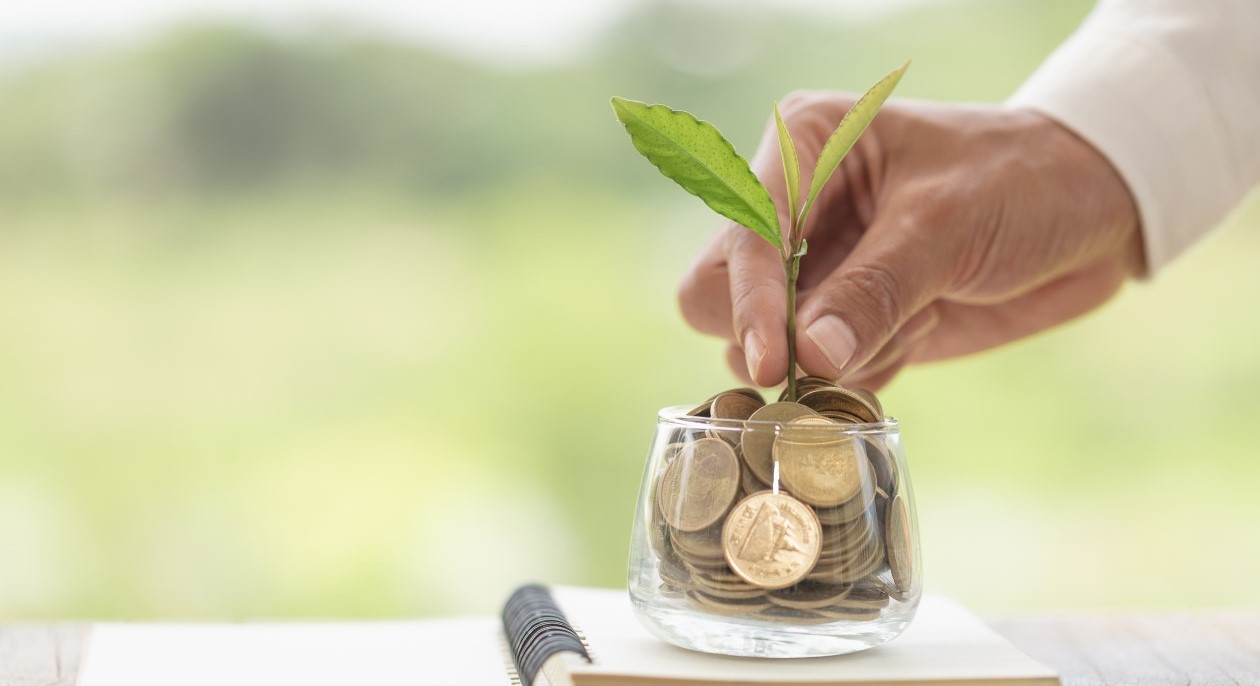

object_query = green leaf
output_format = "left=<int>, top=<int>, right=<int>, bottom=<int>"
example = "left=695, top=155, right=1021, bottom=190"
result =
left=799, top=61, right=909, bottom=228
left=773, top=101, right=800, bottom=240
left=611, top=97, right=781, bottom=250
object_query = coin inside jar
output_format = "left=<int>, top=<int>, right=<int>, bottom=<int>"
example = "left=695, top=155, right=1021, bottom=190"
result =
left=652, top=379, right=912, bottom=625
left=657, top=437, right=741, bottom=532
left=773, top=416, right=865, bottom=507
left=740, top=401, right=818, bottom=486
left=721, top=491, right=822, bottom=590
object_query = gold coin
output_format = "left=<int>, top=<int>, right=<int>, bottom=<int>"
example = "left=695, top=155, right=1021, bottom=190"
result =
left=711, top=392, right=765, bottom=422
left=690, top=566, right=744, bottom=583
left=863, top=438, right=897, bottom=493
left=886, top=493, right=913, bottom=592
left=860, top=570, right=910, bottom=603
left=810, top=532, right=885, bottom=584
left=774, top=417, right=864, bottom=507
left=648, top=494, right=670, bottom=560
left=819, top=522, right=877, bottom=557
left=722, top=491, right=822, bottom=590
left=797, top=387, right=880, bottom=424
left=740, top=464, right=765, bottom=496
left=819, top=411, right=868, bottom=424
left=740, top=402, right=819, bottom=486
left=657, top=438, right=741, bottom=532
left=671, top=526, right=724, bottom=560
left=812, top=461, right=877, bottom=524
left=708, top=392, right=764, bottom=447
left=658, top=551, right=692, bottom=589
left=686, top=399, right=713, bottom=417
left=691, top=572, right=762, bottom=597
left=780, top=376, right=833, bottom=402
left=724, top=387, right=766, bottom=404
left=767, top=581, right=853, bottom=610
left=690, top=388, right=761, bottom=419
left=853, top=388, right=883, bottom=419
left=661, top=442, right=688, bottom=464
left=757, top=605, right=835, bottom=625
left=687, top=590, right=771, bottom=614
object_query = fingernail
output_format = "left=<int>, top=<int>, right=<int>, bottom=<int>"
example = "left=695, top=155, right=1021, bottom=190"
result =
left=743, top=330, right=767, bottom=381
left=805, top=315, right=857, bottom=376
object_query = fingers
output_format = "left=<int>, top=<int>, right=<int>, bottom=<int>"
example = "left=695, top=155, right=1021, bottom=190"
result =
left=795, top=212, right=961, bottom=380
left=679, top=91, right=867, bottom=387
left=725, top=343, right=755, bottom=385
left=910, top=258, right=1128, bottom=364
left=842, top=306, right=939, bottom=385
left=726, top=224, right=789, bottom=386
left=677, top=233, right=734, bottom=338
left=724, top=95, right=858, bottom=386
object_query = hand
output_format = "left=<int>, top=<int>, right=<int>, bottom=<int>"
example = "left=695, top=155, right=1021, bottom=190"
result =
left=678, top=92, right=1144, bottom=390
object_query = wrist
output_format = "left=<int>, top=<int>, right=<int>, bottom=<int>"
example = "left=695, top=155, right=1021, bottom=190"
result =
left=1016, top=108, right=1146, bottom=277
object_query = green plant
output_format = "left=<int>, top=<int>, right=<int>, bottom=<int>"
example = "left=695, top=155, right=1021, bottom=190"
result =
left=611, top=62, right=908, bottom=400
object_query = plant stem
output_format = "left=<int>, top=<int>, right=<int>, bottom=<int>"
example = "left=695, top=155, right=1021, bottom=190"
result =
left=784, top=251, right=801, bottom=401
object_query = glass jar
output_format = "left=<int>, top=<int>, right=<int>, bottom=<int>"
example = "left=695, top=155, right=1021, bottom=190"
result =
left=627, top=405, right=921, bottom=657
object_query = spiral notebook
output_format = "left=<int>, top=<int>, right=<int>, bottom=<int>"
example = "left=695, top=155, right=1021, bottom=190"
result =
left=77, top=586, right=1059, bottom=686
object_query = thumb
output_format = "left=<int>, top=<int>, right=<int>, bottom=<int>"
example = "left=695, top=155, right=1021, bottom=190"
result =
left=795, top=216, right=959, bottom=380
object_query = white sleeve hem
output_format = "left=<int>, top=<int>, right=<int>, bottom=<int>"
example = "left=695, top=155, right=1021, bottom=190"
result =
left=1007, top=11, right=1247, bottom=274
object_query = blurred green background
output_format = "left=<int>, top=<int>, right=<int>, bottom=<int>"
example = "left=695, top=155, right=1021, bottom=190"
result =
left=2, top=0, right=1258, bottom=620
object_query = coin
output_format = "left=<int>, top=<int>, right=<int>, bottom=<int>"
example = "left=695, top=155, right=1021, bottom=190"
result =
left=863, top=437, right=896, bottom=493
left=886, top=493, right=913, bottom=592
left=780, top=376, right=833, bottom=401
left=725, top=387, right=766, bottom=404
left=687, top=590, right=772, bottom=614
left=722, top=491, right=822, bottom=590
left=657, top=380, right=912, bottom=622
left=819, top=411, right=869, bottom=424
left=686, top=399, right=713, bottom=417
left=691, top=573, right=763, bottom=598
left=768, top=581, right=853, bottom=610
left=711, top=391, right=765, bottom=421
left=811, top=534, right=885, bottom=584
left=740, top=402, right=819, bottom=485
left=740, top=464, right=765, bottom=495
left=657, top=438, right=741, bottom=532
left=812, top=461, right=877, bottom=524
left=860, top=569, right=910, bottom=603
left=658, top=549, right=692, bottom=589
left=774, top=416, right=864, bottom=507
left=648, top=495, right=670, bottom=560
left=706, top=392, right=764, bottom=447
left=757, top=605, right=836, bottom=625
left=671, top=525, right=725, bottom=560
left=853, top=388, right=883, bottom=419
left=797, top=387, right=880, bottom=423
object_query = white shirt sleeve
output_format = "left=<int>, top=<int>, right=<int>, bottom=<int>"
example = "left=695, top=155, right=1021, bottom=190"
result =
left=1008, top=0, right=1260, bottom=273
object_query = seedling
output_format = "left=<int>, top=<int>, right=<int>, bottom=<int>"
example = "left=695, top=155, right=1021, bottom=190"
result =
left=612, top=62, right=908, bottom=400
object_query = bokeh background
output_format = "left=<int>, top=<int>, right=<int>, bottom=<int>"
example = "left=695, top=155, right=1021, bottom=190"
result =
left=2, top=0, right=1258, bottom=620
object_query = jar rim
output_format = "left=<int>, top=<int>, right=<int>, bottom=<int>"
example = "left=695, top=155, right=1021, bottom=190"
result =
left=657, top=405, right=900, bottom=435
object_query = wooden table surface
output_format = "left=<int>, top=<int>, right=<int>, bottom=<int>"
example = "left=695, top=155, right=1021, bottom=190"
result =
left=4, top=612, right=1259, bottom=685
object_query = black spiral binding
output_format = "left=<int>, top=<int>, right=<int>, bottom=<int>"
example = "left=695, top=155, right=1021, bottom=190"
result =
left=502, top=585, right=591, bottom=686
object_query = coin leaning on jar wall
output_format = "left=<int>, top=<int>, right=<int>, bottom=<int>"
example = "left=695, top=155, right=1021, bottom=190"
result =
left=650, top=380, right=915, bottom=622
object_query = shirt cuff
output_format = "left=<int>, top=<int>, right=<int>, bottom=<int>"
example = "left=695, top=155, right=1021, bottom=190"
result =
left=1007, top=15, right=1236, bottom=274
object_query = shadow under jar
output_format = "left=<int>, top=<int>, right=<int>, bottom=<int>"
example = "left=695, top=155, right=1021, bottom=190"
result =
left=628, top=405, right=922, bottom=658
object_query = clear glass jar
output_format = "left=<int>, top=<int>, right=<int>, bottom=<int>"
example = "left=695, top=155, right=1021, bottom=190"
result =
left=627, top=405, right=922, bottom=657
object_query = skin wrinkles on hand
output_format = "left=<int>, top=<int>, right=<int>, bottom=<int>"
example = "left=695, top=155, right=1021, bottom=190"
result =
left=679, top=95, right=1142, bottom=390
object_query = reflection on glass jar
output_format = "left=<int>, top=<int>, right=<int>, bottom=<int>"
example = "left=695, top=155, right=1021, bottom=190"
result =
left=628, top=399, right=921, bottom=658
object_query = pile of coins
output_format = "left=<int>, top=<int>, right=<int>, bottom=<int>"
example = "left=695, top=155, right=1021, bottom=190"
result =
left=649, top=377, right=914, bottom=624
